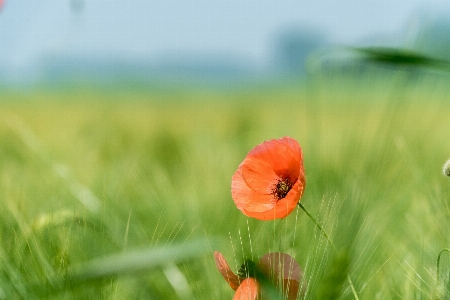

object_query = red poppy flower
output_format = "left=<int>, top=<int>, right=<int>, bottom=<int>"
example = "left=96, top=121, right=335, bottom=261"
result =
left=233, top=278, right=260, bottom=300
left=231, top=137, right=306, bottom=220
left=214, top=251, right=304, bottom=300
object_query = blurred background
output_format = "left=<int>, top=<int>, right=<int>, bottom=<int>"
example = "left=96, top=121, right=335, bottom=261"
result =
left=0, top=1, right=450, bottom=299
left=0, top=0, right=449, bottom=88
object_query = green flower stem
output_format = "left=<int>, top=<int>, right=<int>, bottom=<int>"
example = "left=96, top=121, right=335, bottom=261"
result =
left=298, top=203, right=337, bottom=251
left=436, top=248, right=450, bottom=284
left=298, top=202, right=360, bottom=300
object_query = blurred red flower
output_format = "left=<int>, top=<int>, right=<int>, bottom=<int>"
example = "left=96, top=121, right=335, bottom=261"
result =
left=233, top=278, right=259, bottom=300
left=214, top=251, right=303, bottom=300
left=231, top=137, right=306, bottom=220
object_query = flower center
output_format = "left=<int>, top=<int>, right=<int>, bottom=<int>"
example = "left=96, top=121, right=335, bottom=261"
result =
left=237, top=260, right=257, bottom=279
left=273, top=178, right=292, bottom=200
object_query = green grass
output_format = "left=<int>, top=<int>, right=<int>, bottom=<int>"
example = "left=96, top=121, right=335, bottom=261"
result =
left=0, top=71, right=449, bottom=299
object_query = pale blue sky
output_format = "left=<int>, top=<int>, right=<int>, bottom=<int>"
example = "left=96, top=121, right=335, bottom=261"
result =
left=0, top=0, right=448, bottom=71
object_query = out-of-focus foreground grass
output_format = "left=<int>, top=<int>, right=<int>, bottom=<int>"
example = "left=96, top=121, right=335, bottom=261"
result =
left=0, top=70, right=449, bottom=299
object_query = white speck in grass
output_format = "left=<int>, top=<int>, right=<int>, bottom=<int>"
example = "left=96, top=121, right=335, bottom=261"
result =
left=443, top=159, right=450, bottom=177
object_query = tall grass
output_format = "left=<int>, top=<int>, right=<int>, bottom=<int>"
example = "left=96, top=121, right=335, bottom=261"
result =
left=0, top=70, right=449, bottom=299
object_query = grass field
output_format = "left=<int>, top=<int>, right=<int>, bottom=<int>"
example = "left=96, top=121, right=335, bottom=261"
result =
left=0, top=70, right=449, bottom=299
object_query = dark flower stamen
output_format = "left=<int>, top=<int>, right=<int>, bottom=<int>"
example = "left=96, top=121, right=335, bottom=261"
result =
left=273, top=178, right=292, bottom=200
left=237, top=260, right=258, bottom=279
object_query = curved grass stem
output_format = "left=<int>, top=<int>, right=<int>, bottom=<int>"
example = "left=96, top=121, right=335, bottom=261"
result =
left=298, top=202, right=360, bottom=300
left=436, top=248, right=450, bottom=284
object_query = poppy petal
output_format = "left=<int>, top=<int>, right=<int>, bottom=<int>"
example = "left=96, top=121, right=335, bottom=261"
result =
left=247, top=138, right=297, bottom=173
left=232, top=168, right=275, bottom=213
left=242, top=180, right=303, bottom=220
left=233, top=277, right=260, bottom=300
left=240, top=138, right=301, bottom=194
left=277, top=138, right=303, bottom=186
left=243, top=202, right=294, bottom=220
left=214, top=251, right=241, bottom=291
left=242, top=206, right=279, bottom=220
left=258, top=252, right=304, bottom=300
left=272, top=180, right=304, bottom=216
left=240, top=158, right=279, bottom=195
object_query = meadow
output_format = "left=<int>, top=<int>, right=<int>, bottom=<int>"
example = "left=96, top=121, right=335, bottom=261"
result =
left=0, top=68, right=449, bottom=299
